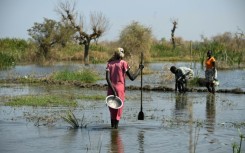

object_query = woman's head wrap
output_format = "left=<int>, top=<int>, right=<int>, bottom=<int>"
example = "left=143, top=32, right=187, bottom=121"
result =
left=107, top=47, right=125, bottom=62
left=117, top=47, right=125, bottom=58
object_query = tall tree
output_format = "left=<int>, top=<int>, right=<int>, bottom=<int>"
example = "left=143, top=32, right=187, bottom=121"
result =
left=27, top=18, right=74, bottom=59
left=56, top=1, right=110, bottom=65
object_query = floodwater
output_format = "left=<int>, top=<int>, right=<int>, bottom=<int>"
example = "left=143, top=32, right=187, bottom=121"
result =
left=0, top=61, right=245, bottom=90
left=0, top=62, right=245, bottom=153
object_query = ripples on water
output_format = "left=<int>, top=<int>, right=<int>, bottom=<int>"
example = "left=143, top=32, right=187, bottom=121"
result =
left=0, top=85, right=245, bottom=153
left=0, top=62, right=245, bottom=153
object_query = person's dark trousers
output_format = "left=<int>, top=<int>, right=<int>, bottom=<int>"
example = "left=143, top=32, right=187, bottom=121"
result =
left=206, top=82, right=212, bottom=93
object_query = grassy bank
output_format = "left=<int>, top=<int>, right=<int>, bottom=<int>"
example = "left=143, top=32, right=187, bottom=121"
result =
left=5, top=95, right=77, bottom=107
left=50, top=69, right=101, bottom=83
left=4, top=94, right=105, bottom=107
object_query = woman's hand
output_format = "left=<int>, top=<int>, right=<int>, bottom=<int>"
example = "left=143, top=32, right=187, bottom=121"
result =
left=139, top=64, right=144, bottom=70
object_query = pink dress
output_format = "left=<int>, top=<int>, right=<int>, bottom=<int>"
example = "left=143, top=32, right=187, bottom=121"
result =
left=106, top=60, right=129, bottom=121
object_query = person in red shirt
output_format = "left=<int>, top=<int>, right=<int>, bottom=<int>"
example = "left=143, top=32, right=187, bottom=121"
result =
left=205, top=50, right=216, bottom=94
left=106, top=48, right=144, bottom=129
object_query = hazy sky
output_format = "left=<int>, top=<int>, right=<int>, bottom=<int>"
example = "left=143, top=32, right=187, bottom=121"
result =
left=0, top=0, right=244, bottom=41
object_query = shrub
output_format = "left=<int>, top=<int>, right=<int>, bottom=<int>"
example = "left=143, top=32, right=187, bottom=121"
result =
left=0, top=52, right=15, bottom=69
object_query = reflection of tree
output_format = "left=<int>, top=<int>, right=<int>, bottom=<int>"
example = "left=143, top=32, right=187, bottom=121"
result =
left=205, top=94, right=216, bottom=133
left=109, top=130, right=124, bottom=153
left=138, top=130, right=145, bottom=153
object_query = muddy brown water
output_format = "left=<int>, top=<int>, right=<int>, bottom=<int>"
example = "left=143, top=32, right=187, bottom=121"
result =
left=0, top=62, right=245, bottom=153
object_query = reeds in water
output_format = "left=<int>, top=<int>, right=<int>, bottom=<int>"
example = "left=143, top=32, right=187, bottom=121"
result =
left=61, top=110, right=79, bottom=128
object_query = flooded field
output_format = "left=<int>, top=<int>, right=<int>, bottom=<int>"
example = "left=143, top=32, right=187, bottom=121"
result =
left=0, top=62, right=245, bottom=153
left=0, top=62, right=245, bottom=90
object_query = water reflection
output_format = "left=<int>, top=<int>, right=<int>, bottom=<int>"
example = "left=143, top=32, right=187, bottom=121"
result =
left=188, top=96, right=194, bottom=153
left=137, top=130, right=145, bottom=153
left=205, top=94, right=216, bottom=133
left=175, top=93, right=188, bottom=110
left=174, top=93, right=188, bottom=118
left=109, top=130, right=124, bottom=153
left=61, top=129, right=79, bottom=152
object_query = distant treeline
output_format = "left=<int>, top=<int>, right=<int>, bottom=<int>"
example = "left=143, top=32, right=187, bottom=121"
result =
left=0, top=31, right=244, bottom=69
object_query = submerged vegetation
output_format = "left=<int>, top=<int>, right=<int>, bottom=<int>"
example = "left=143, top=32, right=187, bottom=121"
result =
left=61, top=110, right=88, bottom=128
left=61, top=110, right=80, bottom=128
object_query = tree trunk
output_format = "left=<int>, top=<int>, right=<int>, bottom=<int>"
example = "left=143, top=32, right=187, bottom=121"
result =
left=84, top=41, right=90, bottom=65
left=40, top=44, right=49, bottom=59
left=171, top=21, right=177, bottom=50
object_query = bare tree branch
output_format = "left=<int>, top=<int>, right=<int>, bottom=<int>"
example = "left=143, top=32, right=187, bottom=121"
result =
left=56, top=1, right=110, bottom=65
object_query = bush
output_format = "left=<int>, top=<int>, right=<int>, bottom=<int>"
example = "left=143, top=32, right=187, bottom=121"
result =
left=0, top=52, right=15, bottom=69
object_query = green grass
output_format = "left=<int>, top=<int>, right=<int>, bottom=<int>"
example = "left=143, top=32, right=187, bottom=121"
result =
left=188, top=77, right=201, bottom=86
left=50, top=69, right=100, bottom=83
left=61, top=110, right=80, bottom=128
left=4, top=94, right=105, bottom=107
left=232, top=129, right=244, bottom=153
left=5, top=95, right=77, bottom=107
left=77, top=95, right=105, bottom=100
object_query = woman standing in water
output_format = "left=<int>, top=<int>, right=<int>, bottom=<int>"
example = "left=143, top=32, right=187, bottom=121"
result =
left=106, top=48, right=144, bottom=129
left=205, top=50, right=216, bottom=94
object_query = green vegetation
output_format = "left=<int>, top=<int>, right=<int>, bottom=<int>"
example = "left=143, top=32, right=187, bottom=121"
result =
left=78, top=95, right=105, bottom=100
left=5, top=95, right=77, bottom=107
left=61, top=110, right=80, bottom=128
left=188, top=76, right=202, bottom=87
left=61, top=110, right=88, bottom=128
left=56, top=1, right=110, bottom=65
left=232, top=129, right=244, bottom=153
left=119, top=21, right=152, bottom=59
left=50, top=69, right=100, bottom=83
left=1, top=1, right=244, bottom=68
left=28, top=18, right=75, bottom=60
left=3, top=90, right=104, bottom=107
left=150, top=40, right=194, bottom=61
left=0, top=69, right=101, bottom=85
left=0, top=27, right=244, bottom=69
left=0, top=38, right=30, bottom=68
left=0, top=38, right=29, bottom=54
left=0, top=52, right=15, bottom=69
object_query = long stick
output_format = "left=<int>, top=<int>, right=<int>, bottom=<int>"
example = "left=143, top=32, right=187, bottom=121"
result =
left=140, top=53, right=143, bottom=111
left=138, top=52, right=144, bottom=120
